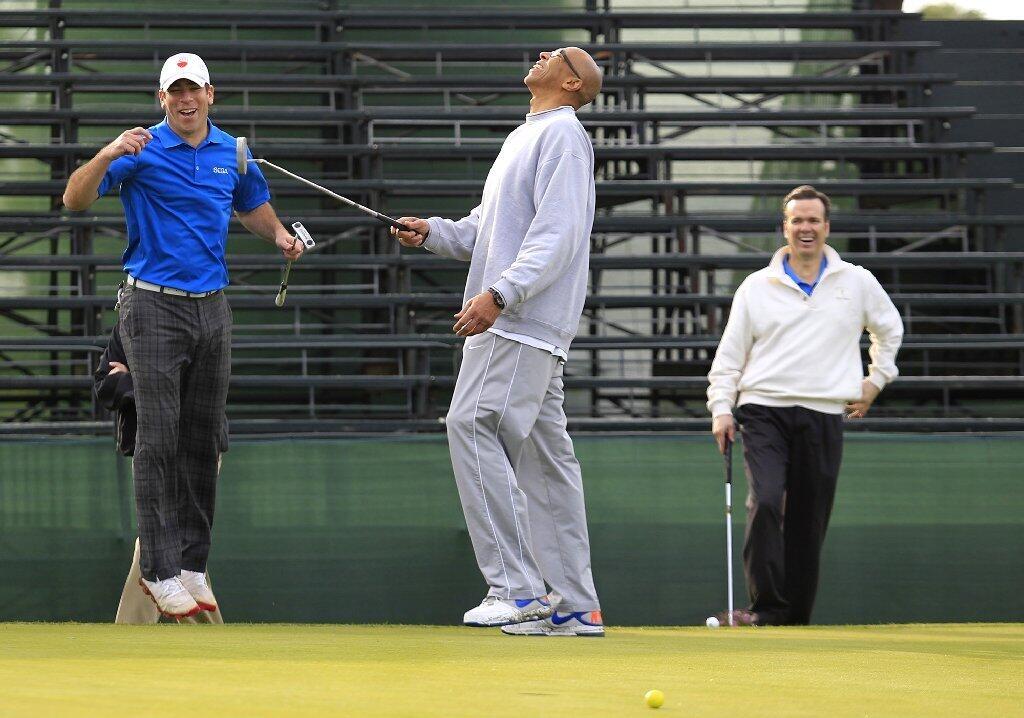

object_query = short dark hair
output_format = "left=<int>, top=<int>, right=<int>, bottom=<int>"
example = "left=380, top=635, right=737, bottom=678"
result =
left=782, top=185, right=831, bottom=220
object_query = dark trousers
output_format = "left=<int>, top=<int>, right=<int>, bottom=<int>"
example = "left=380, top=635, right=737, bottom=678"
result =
left=118, top=286, right=231, bottom=581
left=735, top=403, right=843, bottom=625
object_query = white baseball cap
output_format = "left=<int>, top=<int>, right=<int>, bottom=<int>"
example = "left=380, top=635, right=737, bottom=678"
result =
left=159, top=53, right=210, bottom=91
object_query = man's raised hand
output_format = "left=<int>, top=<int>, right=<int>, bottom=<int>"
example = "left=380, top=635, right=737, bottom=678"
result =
left=100, top=127, right=153, bottom=161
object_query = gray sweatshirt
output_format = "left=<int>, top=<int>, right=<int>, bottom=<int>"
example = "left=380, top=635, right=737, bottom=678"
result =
left=424, top=105, right=595, bottom=351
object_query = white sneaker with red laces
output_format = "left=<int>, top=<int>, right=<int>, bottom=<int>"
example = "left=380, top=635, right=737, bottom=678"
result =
left=179, top=570, right=218, bottom=612
left=138, top=576, right=201, bottom=618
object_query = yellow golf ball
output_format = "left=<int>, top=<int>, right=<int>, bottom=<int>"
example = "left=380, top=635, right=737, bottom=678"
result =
left=644, top=689, right=665, bottom=709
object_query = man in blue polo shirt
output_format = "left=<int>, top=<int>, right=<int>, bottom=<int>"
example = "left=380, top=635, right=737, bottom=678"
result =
left=63, top=52, right=303, bottom=618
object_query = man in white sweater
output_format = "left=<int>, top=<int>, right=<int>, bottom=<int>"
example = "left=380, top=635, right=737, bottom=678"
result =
left=707, top=185, right=903, bottom=626
left=391, top=48, right=605, bottom=636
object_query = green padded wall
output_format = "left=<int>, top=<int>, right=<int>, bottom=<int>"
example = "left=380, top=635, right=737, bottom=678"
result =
left=1, top=433, right=1020, bottom=624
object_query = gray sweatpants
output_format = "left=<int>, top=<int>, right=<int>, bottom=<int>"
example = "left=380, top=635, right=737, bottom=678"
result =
left=446, top=332, right=600, bottom=613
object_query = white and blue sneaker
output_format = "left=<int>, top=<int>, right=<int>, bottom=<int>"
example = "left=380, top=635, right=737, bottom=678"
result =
left=463, top=596, right=553, bottom=627
left=501, top=610, right=605, bottom=637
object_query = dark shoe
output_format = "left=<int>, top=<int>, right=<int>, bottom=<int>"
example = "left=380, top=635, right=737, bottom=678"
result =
left=716, top=609, right=759, bottom=627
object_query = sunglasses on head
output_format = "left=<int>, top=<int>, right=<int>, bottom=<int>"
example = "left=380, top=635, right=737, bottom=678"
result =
left=551, top=48, right=582, bottom=80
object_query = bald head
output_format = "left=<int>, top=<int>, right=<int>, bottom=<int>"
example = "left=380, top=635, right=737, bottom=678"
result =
left=562, top=46, right=603, bottom=108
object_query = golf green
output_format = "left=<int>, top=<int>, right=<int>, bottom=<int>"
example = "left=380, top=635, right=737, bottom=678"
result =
left=1, top=623, right=1020, bottom=716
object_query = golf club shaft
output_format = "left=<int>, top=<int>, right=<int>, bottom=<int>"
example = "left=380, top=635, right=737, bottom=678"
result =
left=725, top=438, right=734, bottom=626
left=252, top=159, right=410, bottom=232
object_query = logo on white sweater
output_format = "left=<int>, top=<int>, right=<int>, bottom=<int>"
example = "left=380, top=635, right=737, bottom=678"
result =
left=834, top=286, right=851, bottom=301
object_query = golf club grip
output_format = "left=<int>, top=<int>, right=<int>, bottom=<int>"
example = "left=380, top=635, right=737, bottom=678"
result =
left=724, top=439, right=733, bottom=485
left=275, top=260, right=293, bottom=308
left=377, top=215, right=411, bottom=233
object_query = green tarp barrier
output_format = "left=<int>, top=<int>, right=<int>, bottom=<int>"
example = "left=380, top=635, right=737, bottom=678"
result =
left=1, top=433, right=1020, bottom=624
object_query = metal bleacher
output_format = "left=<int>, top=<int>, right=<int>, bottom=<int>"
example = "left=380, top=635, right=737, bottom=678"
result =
left=2, top=1, right=1022, bottom=435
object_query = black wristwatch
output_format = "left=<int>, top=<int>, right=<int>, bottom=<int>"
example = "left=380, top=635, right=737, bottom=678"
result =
left=487, top=286, right=506, bottom=309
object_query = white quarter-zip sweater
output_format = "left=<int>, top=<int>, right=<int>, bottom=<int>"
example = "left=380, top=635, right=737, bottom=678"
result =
left=707, top=245, right=904, bottom=416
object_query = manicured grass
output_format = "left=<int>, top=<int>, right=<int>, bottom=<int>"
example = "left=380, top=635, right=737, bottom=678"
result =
left=1, top=623, right=1020, bottom=717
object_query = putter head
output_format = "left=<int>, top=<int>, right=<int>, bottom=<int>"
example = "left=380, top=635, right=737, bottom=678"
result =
left=275, top=289, right=286, bottom=307
left=236, top=136, right=248, bottom=175
left=291, top=221, right=316, bottom=250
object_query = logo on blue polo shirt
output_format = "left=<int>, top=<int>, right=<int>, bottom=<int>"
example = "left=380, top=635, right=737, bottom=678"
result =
left=212, top=167, right=228, bottom=174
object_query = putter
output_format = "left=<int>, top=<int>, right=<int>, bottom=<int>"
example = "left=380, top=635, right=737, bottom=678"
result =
left=724, top=438, right=735, bottom=627
left=276, top=221, right=316, bottom=308
left=236, top=137, right=411, bottom=233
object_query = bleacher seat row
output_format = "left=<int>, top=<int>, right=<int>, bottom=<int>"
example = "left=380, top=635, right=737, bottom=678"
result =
left=2, top=5, right=1021, bottom=432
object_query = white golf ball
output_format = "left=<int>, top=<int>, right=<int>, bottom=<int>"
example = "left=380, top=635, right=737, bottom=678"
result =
left=706, top=616, right=720, bottom=628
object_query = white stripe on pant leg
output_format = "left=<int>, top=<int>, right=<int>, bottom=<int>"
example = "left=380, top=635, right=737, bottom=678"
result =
left=470, top=335, right=511, bottom=598
left=493, top=343, right=541, bottom=599
left=539, top=431, right=574, bottom=599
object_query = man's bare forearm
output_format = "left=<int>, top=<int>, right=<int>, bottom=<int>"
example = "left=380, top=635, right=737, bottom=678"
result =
left=237, top=202, right=303, bottom=261
left=63, top=155, right=113, bottom=211
left=236, top=202, right=289, bottom=244
left=63, top=126, right=152, bottom=211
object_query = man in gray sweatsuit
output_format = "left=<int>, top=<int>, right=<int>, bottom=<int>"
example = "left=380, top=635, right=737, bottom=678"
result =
left=392, top=47, right=605, bottom=636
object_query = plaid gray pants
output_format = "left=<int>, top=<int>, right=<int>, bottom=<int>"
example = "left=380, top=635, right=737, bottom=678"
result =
left=118, top=285, right=231, bottom=581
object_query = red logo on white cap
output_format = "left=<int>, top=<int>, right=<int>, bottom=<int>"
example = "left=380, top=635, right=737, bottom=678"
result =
left=177, top=59, right=188, bottom=68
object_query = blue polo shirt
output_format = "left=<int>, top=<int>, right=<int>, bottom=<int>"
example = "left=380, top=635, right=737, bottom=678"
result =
left=98, top=119, right=271, bottom=293
left=783, top=255, right=828, bottom=296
